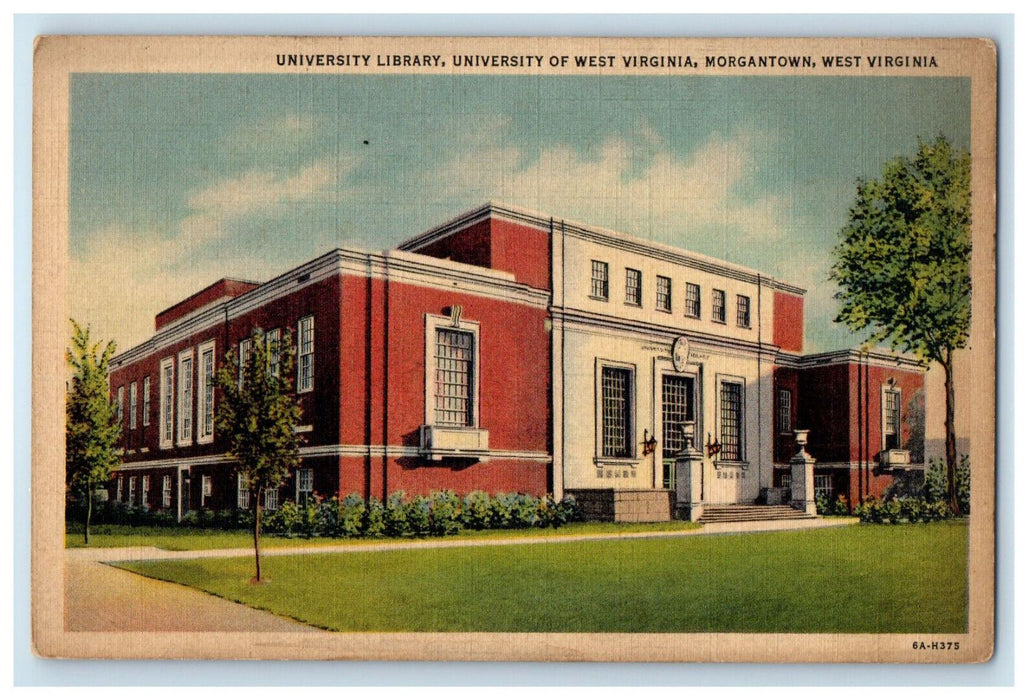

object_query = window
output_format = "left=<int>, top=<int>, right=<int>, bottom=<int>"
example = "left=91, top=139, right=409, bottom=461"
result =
left=297, top=316, right=315, bottom=392
left=176, top=349, right=194, bottom=446
left=128, top=476, right=136, bottom=505
left=662, top=375, right=695, bottom=456
left=736, top=294, right=751, bottom=328
left=237, top=473, right=250, bottom=509
left=197, top=341, right=215, bottom=443
left=199, top=475, right=212, bottom=509
left=656, top=276, right=672, bottom=312
left=129, top=382, right=137, bottom=429
left=625, top=268, right=642, bottom=306
left=266, top=328, right=281, bottom=377
left=778, top=389, right=793, bottom=434
left=264, top=487, right=278, bottom=512
left=238, top=337, right=251, bottom=387
left=600, top=366, right=633, bottom=458
left=434, top=328, right=475, bottom=426
left=883, top=387, right=902, bottom=450
left=116, top=386, right=124, bottom=425
left=685, top=283, right=701, bottom=318
left=116, top=476, right=123, bottom=502
left=814, top=474, right=833, bottom=497
left=719, top=379, right=744, bottom=461
left=142, top=376, right=150, bottom=426
left=590, top=260, right=609, bottom=299
left=296, top=468, right=313, bottom=506
left=141, top=475, right=150, bottom=508
left=712, top=289, right=727, bottom=323
left=162, top=475, right=172, bottom=508
left=159, top=358, right=174, bottom=449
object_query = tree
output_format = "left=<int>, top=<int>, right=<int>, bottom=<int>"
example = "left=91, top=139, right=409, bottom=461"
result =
left=831, top=135, right=971, bottom=514
left=66, top=320, right=122, bottom=544
left=213, top=327, right=304, bottom=583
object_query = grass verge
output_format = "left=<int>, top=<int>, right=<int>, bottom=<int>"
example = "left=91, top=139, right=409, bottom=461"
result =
left=116, top=520, right=967, bottom=633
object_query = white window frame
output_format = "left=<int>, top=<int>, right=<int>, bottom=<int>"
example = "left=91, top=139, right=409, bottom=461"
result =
left=881, top=385, right=903, bottom=450
left=237, top=473, right=250, bottom=509
left=264, top=487, right=279, bottom=512
left=201, top=475, right=212, bottom=507
left=116, top=385, right=124, bottom=425
left=814, top=473, right=834, bottom=497
left=296, top=468, right=314, bottom=504
left=128, top=476, right=136, bottom=505
left=297, top=316, right=315, bottom=393
left=159, top=357, right=174, bottom=449
left=266, top=328, right=281, bottom=378
left=116, top=476, right=123, bottom=502
left=176, top=348, right=194, bottom=447
left=238, top=337, right=252, bottom=388
left=424, top=314, right=481, bottom=428
left=162, top=474, right=172, bottom=508
left=142, top=376, right=151, bottom=427
left=594, top=358, right=637, bottom=462
left=197, top=340, right=216, bottom=444
left=716, top=374, right=747, bottom=464
left=590, top=260, right=609, bottom=300
left=129, top=381, right=137, bottom=429
left=141, top=475, right=150, bottom=508
left=778, top=388, right=793, bottom=435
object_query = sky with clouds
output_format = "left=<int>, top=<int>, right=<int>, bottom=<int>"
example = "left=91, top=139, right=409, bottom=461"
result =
left=69, top=74, right=970, bottom=353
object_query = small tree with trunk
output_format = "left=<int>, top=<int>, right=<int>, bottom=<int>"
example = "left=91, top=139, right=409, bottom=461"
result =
left=831, top=135, right=971, bottom=515
left=66, top=320, right=122, bottom=544
left=213, top=327, right=303, bottom=582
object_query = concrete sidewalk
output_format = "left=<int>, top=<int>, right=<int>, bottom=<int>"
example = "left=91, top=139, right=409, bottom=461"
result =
left=69, top=516, right=859, bottom=564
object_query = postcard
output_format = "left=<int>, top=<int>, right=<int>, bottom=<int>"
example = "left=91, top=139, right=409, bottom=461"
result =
left=33, top=35, right=996, bottom=662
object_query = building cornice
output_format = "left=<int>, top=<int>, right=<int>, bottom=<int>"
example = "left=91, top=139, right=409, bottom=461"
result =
left=776, top=347, right=927, bottom=371
left=399, top=201, right=808, bottom=295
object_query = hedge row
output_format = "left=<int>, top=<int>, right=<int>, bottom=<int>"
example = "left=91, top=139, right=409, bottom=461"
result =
left=262, top=490, right=584, bottom=538
left=854, top=497, right=953, bottom=524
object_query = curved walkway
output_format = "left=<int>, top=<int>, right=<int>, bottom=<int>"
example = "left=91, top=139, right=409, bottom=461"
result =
left=64, top=517, right=857, bottom=632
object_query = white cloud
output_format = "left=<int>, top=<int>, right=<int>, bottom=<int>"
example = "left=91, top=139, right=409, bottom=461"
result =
left=186, top=161, right=337, bottom=223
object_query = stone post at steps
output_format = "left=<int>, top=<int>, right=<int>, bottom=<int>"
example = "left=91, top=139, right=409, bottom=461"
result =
left=674, top=422, right=705, bottom=521
left=790, top=429, right=817, bottom=516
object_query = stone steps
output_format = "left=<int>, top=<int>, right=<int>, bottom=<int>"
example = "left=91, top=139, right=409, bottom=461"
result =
left=697, top=504, right=814, bottom=524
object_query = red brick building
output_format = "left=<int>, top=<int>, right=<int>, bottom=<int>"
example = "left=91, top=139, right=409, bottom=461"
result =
left=106, top=203, right=925, bottom=519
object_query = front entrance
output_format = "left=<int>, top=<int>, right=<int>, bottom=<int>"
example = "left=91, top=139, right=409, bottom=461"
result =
left=661, top=374, right=696, bottom=488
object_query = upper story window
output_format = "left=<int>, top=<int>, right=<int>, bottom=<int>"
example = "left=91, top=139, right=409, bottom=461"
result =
left=590, top=260, right=609, bottom=300
left=142, top=376, right=151, bottom=427
left=197, top=340, right=216, bottom=444
left=625, top=268, right=642, bottom=306
left=297, top=316, right=315, bottom=393
left=778, top=389, right=792, bottom=434
left=266, top=328, right=281, bottom=377
left=434, top=328, right=475, bottom=427
left=656, top=276, right=672, bottom=312
left=599, top=364, right=634, bottom=459
left=176, top=349, right=194, bottom=447
left=238, top=337, right=251, bottom=387
left=736, top=294, right=751, bottom=328
left=685, top=283, right=701, bottom=318
left=883, top=386, right=902, bottom=450
left=116, top=385, right=124, bottom=426
left=159, top=357, right=174, bottom=449
left=712, top=289, right=727, bottom=324
left=129, top=382, right=137, bottom=429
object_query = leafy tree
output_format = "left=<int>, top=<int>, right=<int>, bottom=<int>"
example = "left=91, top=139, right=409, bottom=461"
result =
left=831, top=135, right=971, bottom=514
left=213, top=327, right=304, bottom=582
left=66, top=320, right=122, bottom=544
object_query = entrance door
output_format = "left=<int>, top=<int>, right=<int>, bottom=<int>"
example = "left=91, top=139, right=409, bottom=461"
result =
left=661, top=374, right=696, bottom=488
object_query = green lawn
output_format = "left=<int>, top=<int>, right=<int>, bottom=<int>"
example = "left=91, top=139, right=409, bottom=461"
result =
left=117, top=520, right=967, bottom=633
left=66, top=519, right=703, bottom=551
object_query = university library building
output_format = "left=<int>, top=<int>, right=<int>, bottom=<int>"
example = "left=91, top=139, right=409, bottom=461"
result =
left=106, top=203, right=926, bottom=522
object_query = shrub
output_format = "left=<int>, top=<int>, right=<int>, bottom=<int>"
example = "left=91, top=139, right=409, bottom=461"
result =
left=490, top=493, right=519, bottom=529
left=364, top=497, right=385, bottom=537
left=384, top=491, right=409, bottom=537
left=406, top=494, right=432, bottom=537
left=461, top=491, right=493, bottom=530
left=925, top=456, right=971, bottom=514
left=429, top=490, right=463, bottom=536
left=263, top=499, right=301, bottom=535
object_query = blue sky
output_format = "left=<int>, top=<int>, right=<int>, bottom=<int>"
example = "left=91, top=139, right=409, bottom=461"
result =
left=69, top=74, right=970, bottom=352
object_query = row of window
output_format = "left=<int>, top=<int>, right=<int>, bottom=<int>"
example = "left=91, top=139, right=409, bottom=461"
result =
left=114, top=474, right=171, bottom=508
left=599, top=364, right=744, bottom=463
left=590, top=260, right=752, bottom=328
left=115, top=468, right=315, bottom=512
left=115, top=316, right=315, bottom=450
